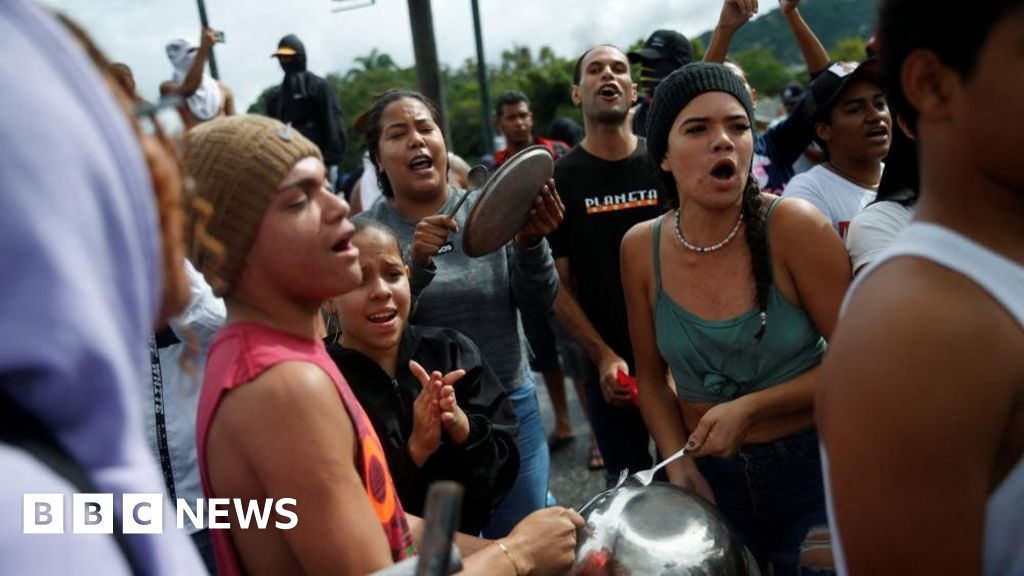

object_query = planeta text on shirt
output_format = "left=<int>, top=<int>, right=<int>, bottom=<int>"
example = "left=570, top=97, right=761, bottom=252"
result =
left=584, top=188, right=659, bottom=214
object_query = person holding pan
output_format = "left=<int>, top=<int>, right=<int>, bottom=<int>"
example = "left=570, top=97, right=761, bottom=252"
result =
left=355, top=89, right=563, bottom=538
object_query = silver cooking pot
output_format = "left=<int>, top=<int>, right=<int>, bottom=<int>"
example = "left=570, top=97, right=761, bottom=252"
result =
left=574, top=482, right=760, bottom=575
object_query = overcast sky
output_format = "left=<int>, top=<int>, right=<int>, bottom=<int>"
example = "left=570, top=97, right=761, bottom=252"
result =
left=43, top=0, right=736, bottom=111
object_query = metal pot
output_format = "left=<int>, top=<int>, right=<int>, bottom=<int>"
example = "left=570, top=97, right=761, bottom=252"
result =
left=574, top=482, right=760, bottom=576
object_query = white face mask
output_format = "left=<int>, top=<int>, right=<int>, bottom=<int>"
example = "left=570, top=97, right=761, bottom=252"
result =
left=165, top=39, right=196, bottom=78
left=163, top=38, right=221, bottom=121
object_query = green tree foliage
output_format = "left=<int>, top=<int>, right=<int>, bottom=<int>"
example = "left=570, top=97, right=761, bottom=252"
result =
left=246, top=0, right=874, bottom=170
left=690, top=37, right=705, bottom=61
left=731, top=49, right=794, bottom=97
left=831, top=36, right=867, bottom=63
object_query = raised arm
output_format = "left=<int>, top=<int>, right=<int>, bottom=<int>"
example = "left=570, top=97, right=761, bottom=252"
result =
left=164, top=29, right=217, bottom=98
left=408, top=214, right=456, bottom=309
left=779, top=0, right=829, bottom=75
left=703, top=0, right=758, bottom=63
left=509, top=179, right=563, bottom=315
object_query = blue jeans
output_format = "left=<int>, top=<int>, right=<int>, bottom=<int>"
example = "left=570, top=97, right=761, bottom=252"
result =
left=482, top=373, right=550, bottom=537
left=583, top=362, right=653, bottom=487
left=696, top=427, right=828, bottom=576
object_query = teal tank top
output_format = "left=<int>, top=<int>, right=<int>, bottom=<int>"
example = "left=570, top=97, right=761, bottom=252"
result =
left=653, top=199, right=826, bottom=403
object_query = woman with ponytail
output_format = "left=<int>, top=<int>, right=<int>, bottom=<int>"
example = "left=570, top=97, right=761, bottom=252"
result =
left=620, top=62, right=851, bottom=576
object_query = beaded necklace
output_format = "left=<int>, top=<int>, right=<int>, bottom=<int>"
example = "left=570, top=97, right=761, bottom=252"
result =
left=673, top=208, right=744, bottom=254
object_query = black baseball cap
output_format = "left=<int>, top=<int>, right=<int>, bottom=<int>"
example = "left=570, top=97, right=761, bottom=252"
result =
left=810, top=59, right=880, bottom=122
left=628, top=30, right=694, bottom=68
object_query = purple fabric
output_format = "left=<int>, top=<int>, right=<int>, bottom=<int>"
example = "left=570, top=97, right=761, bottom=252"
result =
left=0, top=1, right=205, bottom=573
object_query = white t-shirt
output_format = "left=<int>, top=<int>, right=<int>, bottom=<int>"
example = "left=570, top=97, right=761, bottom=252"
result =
left=846, top=200, right=915, bottom=274
left=783, top=164, right=876, bottom=239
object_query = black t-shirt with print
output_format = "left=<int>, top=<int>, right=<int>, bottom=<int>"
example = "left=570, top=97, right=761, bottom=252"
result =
left=550, top=138, right=665, bottom=369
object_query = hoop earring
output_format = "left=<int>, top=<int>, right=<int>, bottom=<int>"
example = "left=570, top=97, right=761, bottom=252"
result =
left=325, top=311, right=340, bottom=346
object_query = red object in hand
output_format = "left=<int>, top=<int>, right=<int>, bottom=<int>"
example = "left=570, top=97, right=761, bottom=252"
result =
left=616, top=369, right=638, bottom=405
left=577, top=549, right=611, bottom=575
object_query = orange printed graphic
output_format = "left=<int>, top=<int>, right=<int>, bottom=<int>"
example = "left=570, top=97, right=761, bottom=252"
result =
left=586, top=198, right=658, bottom=214
left=361, top=435, right=397, bottom=522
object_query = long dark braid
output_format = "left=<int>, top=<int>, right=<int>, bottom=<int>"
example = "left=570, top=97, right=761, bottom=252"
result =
left=740, top=173, right=771, bottom=341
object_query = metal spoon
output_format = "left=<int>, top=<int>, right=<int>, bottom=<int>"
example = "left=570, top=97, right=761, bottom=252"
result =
left=445, top=164, right=488, bottom=217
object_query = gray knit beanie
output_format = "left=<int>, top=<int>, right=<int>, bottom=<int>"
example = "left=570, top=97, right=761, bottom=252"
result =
left=646, top=62, right=755, bottom=187
left=186, top=114, right=322, bottom=296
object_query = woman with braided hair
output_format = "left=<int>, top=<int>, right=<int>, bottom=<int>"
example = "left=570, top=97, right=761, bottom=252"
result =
left=620, top=62, right=851, bottom=575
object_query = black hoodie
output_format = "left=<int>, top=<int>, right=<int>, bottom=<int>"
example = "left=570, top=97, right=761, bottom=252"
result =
left=327, top=325, right=520, bottom=534
left=267, top=34, right=348, bottom=166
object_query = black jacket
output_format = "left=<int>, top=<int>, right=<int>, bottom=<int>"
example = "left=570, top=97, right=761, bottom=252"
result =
left=267, top=35, right=348, bottom=166
left=327, top=325, right=519, bottom=534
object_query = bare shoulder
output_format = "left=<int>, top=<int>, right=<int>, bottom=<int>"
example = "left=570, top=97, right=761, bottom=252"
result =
left=218, top=361, right=353, bottom=441
left=766, top=195, right=847, bottom=268
left=766, top=195, right=836, bottom=243
left=622, top=217, right=657, bottom=246
left=819, top=255, right=1023, bottom=574
left=819, top=256, right=1024, bottom=434
left=250, top=361, right=344, bottom=405
left=620, top=217, right=659, bottom=270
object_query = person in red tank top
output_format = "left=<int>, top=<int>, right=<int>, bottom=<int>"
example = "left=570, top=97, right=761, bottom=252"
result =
left=186, top=114, right=583, bottom=575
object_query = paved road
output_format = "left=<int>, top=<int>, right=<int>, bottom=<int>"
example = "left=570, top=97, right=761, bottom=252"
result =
left=533, top=375, right=607, bottom=510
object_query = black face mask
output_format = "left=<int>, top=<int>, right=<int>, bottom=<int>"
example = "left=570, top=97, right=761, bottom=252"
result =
left=278, top=57, right=304, bottom=75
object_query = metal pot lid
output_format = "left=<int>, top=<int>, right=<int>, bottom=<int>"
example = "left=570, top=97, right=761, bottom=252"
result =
left=462, top=145, right=554, bottom=257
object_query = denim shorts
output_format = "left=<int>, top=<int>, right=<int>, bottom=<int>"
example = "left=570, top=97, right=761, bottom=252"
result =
left=695, top=427, right=828, bottom=576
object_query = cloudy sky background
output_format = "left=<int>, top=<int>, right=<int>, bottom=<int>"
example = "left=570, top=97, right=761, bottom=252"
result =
left=43, top=0, right=739, bottom=110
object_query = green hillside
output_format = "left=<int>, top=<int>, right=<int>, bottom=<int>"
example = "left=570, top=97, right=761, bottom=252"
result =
left=697, top=0, right=880, bottom=65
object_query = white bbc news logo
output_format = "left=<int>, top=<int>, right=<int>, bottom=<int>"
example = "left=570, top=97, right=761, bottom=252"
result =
left=23, top=494, right=298, bottom=534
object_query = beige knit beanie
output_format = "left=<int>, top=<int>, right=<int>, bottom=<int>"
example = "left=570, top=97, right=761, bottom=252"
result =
left=186, top=114, right=322, bottom=296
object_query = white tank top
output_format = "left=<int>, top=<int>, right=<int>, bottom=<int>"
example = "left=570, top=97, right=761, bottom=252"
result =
left=828, top=222, right=1024, bottom=576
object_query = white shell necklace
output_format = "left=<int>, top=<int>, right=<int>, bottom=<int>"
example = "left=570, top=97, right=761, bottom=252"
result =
left=673, top=208, right=744, bottom=254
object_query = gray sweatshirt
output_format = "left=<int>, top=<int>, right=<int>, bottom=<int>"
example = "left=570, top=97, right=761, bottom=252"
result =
left=356, top=188, right=558, bottom=392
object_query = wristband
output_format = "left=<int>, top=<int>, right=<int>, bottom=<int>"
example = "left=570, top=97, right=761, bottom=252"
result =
left=497, top=541, right=522, bottom=576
